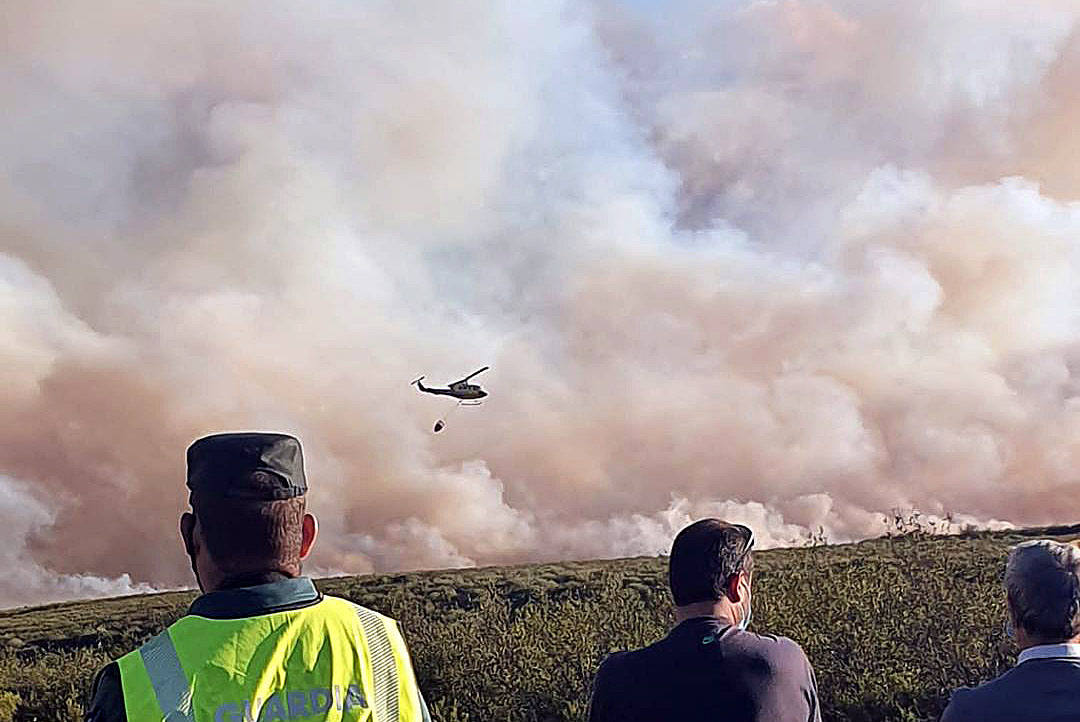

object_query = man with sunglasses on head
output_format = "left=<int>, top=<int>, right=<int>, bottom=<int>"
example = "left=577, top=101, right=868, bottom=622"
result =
left=588, top=519, right=821, bottom=722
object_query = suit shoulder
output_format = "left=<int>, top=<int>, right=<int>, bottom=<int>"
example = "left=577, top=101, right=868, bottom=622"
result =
left=941, top=684, right=983, bottom=722
left=598, top=635, right=680, bottom=681
left=723, top=631, right=816, bottom=684
left=738, top=631, right=811, bottom=661
left=755, top=631, right=806, bottom=650
left=775, top=634, right=813, bottom=661
left=593, top=650, right=637, bottom=693
left=596, top=649, right=640, bottom=677
left=942, top=667, right=1030, bottom=721
left=597, top=648, right=634, bottom=669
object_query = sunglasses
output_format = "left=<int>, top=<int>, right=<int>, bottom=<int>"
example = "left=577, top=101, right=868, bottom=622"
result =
left=730, top=523, right=755, bottom=576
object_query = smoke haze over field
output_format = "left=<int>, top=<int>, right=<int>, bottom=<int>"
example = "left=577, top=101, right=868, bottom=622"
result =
left=2, top=0, right=1080, bottom=607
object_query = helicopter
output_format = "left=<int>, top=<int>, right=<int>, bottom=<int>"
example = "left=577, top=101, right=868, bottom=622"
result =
left=412, top=367, right=489, bottom=432
left=412, top=366, right=489, bottom=401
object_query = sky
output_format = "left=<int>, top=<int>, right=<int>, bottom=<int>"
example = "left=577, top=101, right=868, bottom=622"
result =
left=2, top=0, right=1080, bottom=607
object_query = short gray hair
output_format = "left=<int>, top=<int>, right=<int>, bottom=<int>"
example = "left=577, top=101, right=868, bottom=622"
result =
left=1005, top=540, right=1080, bottom=641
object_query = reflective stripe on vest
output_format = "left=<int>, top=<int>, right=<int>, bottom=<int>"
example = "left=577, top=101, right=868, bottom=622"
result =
left=356, top=607, right=399, bottom=722
left=139, top=630, right=195, bottom=722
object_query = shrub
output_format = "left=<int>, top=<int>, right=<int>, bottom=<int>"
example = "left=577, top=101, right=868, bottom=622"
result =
left=0, top=691, right=19, bottom=722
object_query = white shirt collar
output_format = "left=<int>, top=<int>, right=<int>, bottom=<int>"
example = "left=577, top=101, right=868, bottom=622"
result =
left=1018, top=643, right=1080, bottom=665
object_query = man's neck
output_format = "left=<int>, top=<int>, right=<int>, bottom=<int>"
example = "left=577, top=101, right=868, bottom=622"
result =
left=1018, top=633, right=1080, bottom=652
left=211, top=569, right=296, bottom=592
left=674, top=600, right=737, bottom=625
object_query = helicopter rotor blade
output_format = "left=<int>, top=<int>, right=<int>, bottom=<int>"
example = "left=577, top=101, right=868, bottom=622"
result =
left=460, top=366, right=490, bottom=383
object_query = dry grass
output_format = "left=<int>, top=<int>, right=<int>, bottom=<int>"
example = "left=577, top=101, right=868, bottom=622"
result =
left=2, top=524, right=1077, bottom=721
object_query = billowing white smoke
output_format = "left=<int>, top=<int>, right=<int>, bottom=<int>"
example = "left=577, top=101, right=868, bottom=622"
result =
left=0, top=476, right=158, bottom=607
left=1, top=0, right=1078, bottom=607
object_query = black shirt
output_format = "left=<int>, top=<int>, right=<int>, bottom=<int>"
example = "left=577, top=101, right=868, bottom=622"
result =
left=589, top=617, right=822, bottom=722
left=85, top=575, right=326, bottom=722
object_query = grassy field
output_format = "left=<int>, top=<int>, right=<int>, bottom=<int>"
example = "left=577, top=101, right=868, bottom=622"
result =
left=2, top=522, right=1079, bottom=722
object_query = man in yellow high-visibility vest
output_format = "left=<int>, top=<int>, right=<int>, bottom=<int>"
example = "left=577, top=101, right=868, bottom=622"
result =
left=86, top=432, right=431, bottom=722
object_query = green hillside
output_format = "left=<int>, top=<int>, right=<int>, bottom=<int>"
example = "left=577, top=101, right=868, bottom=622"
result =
left=3, top=524, right=1079, bottom=722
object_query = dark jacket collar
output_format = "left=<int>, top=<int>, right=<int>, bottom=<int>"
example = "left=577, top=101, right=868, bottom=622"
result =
left=188, top=576, right=322, bottom=619
left=669, top=615, right=736, bottom=641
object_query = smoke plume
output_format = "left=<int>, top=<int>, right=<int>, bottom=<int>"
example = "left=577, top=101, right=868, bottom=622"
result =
left=2, top=0, right=1079, bottom=607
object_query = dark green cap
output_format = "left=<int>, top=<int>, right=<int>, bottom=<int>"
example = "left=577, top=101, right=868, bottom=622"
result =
left=186, top=432, right=307, bottom=501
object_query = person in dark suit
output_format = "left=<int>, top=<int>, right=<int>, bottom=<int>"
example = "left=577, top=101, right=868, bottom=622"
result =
left=942, top=539, right=1080, bottom=722
left=588, top=518, right=821, bottom=722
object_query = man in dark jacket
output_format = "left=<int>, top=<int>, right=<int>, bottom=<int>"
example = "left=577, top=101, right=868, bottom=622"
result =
left=942, top=539, right=1080, bottom=722
left=589, top=518, right=821, bottom=722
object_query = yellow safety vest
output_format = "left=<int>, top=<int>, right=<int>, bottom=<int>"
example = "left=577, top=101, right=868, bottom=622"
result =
left=116, top=596, right=425, bottom=722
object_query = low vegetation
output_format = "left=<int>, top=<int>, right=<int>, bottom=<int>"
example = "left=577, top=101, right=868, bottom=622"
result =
left=2, top=521, right=1078, bottom=721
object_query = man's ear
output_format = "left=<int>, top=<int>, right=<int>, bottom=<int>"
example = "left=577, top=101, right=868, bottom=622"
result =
left=180, top=512, right=198, bottom=557
left=726, top=573, right=742, bottom=603
left=299, top=513, right=318, bottom=560
left=1006, top=594, right=1021, bottom=631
